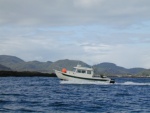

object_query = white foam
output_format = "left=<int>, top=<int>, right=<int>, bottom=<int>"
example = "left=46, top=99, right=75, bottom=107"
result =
left=116, top=81, right=150, bottom=86
left=60, top=80, right=110, bottom=85
left=60, top=80, right=150, bottom=86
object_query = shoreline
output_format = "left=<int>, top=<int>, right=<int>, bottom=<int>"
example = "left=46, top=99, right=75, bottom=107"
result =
left=0, top=71, right=149, bottom=78
left=0, top=71, right=56, bottom=77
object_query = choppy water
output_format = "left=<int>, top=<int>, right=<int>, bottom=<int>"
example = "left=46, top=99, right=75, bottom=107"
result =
left=0, top=77, right=150, bottom=113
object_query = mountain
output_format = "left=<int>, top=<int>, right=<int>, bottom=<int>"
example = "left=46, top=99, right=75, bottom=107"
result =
left=0, top=55, right=149, bottom=77
left=93, top=62, right=128, bottom=76
left=0, top=64, right=11, bottom=71
left=0, top=55, right=25, bottom=70
left=0, top=55, right=52, bottom=72
left=0, top=55, right=90, bottom=73
left=128, top=68, right=146, bottom=74
left=14, top=61, right=53, bottom=72
left=136, top=69, right=150, bottom=77
left=93, top=62, right=147, bottom=76
left=49, top=59, right=90, bottom=73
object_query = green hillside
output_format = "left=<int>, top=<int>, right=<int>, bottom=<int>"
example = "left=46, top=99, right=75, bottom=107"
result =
left=0, top=64, right=11, bottom=71
left=0, top=55, right=149, bottom=77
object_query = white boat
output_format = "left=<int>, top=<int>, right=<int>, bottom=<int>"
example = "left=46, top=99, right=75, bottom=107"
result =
left=54, top=65, right=115, bottom=83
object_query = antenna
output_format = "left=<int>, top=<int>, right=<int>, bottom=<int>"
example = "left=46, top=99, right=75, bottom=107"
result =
left=77, top=60, right=81, bottom=67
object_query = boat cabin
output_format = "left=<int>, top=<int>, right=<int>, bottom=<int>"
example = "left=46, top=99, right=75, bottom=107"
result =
left=73, top=65, right=94, bottom=75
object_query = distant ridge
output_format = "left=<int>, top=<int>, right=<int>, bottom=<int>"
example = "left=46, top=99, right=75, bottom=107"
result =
left=93, top=62, right=127, bottom=75
left=93, top=62, right=146, bottom=76
left=0, top=55, right=149, bottom=77
left=0, top=64, right=11, bottom=71
left=49, top=59, right=90, bottom=73
left=0, top=55, right=25, bottom=68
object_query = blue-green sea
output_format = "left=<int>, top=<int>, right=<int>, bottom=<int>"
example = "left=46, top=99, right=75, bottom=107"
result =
left=0, top=77, right=150, bottom=112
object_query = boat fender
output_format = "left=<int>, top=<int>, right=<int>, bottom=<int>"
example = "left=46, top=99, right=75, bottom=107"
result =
left=62, top=68, right=67, bottom=73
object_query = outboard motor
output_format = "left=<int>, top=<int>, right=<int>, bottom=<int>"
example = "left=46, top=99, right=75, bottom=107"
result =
left=110, top=79, right=115, bottom=84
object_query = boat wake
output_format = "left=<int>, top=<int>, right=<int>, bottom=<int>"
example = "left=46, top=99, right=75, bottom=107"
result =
left=60, top=80, right=150, bottom=85
left=116, top=81, right=150, bottom=86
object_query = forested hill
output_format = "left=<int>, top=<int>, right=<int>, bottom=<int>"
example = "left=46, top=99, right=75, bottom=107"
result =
left=0, top=64, right=11, bottom=71
left=93, top=62, right=146, bottom=76
left=0, top=55, right=149, bottom=77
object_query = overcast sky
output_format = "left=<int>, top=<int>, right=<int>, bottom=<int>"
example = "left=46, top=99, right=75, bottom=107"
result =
left=0, top=0, right=150, bottom=68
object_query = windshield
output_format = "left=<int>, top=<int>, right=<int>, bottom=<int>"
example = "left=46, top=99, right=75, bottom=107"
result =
left=73, top=68, right=76, bottom=72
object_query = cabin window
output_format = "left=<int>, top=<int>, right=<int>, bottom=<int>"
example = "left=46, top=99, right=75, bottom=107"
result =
left=82, top=70, right=86, bottom=73
left=77, top=69, right=86, bottom=73
left=87, top=70, right=91, bottom=74
left=73, top=68, right=76, bottom=72
left=77, top=69, right=82, bottom=73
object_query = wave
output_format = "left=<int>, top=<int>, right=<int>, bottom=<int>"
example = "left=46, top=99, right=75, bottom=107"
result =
left=60, top=80, right=150, bottom=85
left=117, top=81, right=150, bottom=86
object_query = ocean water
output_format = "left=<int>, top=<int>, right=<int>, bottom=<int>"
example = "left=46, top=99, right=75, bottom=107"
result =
left=0, top=77, right=150, bottom=113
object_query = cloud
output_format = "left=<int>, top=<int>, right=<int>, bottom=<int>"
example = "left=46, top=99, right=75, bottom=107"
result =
left=1, top=24, right=150, bottom=68
left=1, top=31, right=150, bottom=68
left=0, top=0, right=150, bottom=68
left=80, top=43, right=112, bottom=54
left=0, top=0, right=150, bottom=27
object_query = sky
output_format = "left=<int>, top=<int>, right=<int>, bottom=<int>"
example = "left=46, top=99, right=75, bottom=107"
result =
left=0, top=0, right=150, bottom=68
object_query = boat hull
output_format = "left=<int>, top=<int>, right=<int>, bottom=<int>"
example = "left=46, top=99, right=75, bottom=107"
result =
left=55, top=70, right=115, bottom=83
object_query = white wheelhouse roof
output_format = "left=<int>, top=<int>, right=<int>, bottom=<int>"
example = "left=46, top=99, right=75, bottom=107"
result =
left=74, top=65, right=93, bottom=71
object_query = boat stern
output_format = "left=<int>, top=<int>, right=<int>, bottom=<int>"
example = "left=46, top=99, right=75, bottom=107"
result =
left=110, top=79, right=115, bottom=84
